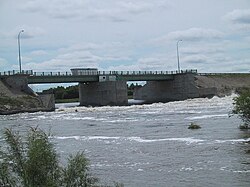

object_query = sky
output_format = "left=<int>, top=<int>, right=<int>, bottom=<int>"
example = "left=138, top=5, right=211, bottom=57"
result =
left=0, top=0, right=250, bottom=74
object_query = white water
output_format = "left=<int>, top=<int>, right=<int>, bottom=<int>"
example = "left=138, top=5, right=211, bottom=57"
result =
left=0, top=94, right=250, bottom=187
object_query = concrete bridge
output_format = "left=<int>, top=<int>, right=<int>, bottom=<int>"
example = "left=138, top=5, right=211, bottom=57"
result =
left=0, top=69, right=220, bottom=106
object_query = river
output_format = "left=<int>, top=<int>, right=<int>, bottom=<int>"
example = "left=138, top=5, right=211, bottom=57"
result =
left=0, top=95, right=249, bottom=187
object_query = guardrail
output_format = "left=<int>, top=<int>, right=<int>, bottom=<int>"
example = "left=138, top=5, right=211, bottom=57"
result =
left=0, top=69, right=197, bottom=77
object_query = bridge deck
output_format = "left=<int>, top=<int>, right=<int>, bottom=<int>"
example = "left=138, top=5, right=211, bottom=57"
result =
left=0, top=70, right=198, bottom=84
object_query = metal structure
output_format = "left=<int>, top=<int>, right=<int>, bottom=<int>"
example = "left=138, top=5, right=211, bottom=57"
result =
left=177, top=40, right=182, bottom=73
left=18, top=30, right=24, bottom=73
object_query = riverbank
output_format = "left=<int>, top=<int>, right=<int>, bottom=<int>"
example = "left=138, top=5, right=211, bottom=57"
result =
left=0, top=95, right=55, bottom=115
left=0, top=76, right=55, bottom=115
left=195, top=74, right=250, bottom=96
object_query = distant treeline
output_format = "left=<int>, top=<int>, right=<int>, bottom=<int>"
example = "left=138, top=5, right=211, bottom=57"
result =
left=42, top=83, right=142, bottom=101
left=42, top=85, right=79, bottom=100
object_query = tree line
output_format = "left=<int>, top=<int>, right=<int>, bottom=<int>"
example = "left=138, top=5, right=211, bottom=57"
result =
left=42, top=84, right=142, bottom=101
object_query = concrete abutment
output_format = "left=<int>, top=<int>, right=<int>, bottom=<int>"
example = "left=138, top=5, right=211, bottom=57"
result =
left=133, top=73, right=217, bottom=103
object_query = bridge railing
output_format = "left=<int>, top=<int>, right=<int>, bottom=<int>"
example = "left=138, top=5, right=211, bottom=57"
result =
left=33, top=72, right=72, bottom=76
left=31, top=69, right=197, bottom=76
left=0, top=69, right=198, bottom=77
left=0, top=70, right=33, bottom=76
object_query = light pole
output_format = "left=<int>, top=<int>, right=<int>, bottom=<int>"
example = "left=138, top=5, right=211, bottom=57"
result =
left=18, top=30, right=24, bottom=73
left=177, top=39, right=182, bottom=73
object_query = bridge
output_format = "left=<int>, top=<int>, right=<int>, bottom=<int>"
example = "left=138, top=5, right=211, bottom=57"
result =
left=0, top=69, right=197, bottom=84
left=0, top=69, right=218, bottom=106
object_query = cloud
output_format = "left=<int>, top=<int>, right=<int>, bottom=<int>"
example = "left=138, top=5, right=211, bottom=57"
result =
left=108, top=55, right=173, bottom=71
left=155, top=28, right=224, bottom=42
left=20, top=0, right=169, bottom=21
left=182, top=54, right=208, bottom=64
left=0, top=58, right=8, bottom=70
left=223, top=9, right=250, bottom=31
left=21, top=42, right=133, bottom=71
left=181, top=44, right=225, bottom=55
left=224, top=9, right=250, bottom=24
left=23, top=50, right=101, bottom=71
left=1, top=26, right=46, bottom=39
left=20, top=0, right=83, bottom=19
left=30, top=50, right=48, bottom=57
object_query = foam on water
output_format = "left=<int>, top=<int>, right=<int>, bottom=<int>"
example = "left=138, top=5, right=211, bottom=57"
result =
left=215, top=138, right=250, bottom=143
left=52, top=94, right=236, bottom=116
left=186, top=114, right=229, bottom=120
left=53, top=135, right=250, bottom=145
left=1, top=93, right=249, bottom=187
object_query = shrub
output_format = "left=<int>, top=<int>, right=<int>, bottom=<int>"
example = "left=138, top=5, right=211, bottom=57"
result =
left=0, top=127, right=121, bottom=187
left=233, top=89, right=250, bottom=127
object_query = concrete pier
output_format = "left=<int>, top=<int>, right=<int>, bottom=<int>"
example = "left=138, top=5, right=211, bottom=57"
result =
left=79, top=81, right=128, bottom=106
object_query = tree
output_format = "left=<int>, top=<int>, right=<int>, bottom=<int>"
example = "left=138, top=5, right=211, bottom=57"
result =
left=0, top=128, right=121, bottom=187
left=233, top=89, right=250, bottom=127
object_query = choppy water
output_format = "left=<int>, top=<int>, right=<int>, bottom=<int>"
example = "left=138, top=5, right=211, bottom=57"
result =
left=0, top=95, right=250, bottom=187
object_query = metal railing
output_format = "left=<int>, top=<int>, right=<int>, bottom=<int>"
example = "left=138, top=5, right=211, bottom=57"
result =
left=0, top=70, right=33, bottom=76
left=0, top=69, right=198, bottom=77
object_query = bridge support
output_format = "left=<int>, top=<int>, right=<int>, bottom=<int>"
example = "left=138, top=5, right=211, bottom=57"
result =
left=79, top=81, right=128, bottom=106
left=133, top=73, right=201, bottom=103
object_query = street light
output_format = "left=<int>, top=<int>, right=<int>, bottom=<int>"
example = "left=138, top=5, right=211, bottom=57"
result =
left=177, top=39, right=182, bottom=73
left=18, top=30, right=24, bottom=73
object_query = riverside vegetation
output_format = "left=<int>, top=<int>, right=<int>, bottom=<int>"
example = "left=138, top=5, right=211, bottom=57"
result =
left=0, top=127, right=123, bottom=187
left=233, top=88, right=250, bottom=129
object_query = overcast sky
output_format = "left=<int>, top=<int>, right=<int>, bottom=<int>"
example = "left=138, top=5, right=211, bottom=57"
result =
left=0, top=0, right=250, bottom=73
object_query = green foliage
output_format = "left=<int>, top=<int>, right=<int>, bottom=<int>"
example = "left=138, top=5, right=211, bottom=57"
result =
left=0, top=128, right=121, bottom=187
left=42, top=86, right=79, bottom=100
left=26, top=128, right=60, bottom=187
left=233, top=89, right=250, bottom=125
left=62, top=153, right=98, bottom=187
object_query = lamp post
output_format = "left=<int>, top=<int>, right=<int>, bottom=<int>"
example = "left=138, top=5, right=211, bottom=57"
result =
left=18, top=30, right=24, bottom=73
left=177, top=39, right=182, bottom=73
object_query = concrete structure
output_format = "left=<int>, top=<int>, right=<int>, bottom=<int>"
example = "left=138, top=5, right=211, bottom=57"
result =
left=0, top=75, right=55, bottom=113
left=2, top=70, right=249, bottom=107
left=79, top=81, right=128, bottom=106
left=133, top=73, right=209, bottom=102
left=26, top=71, right=176, bottom=84
left=38, top=93, right=55, bottom=111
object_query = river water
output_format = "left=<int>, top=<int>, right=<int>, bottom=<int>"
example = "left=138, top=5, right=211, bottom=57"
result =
left=0, top=95, right=249, bottom=187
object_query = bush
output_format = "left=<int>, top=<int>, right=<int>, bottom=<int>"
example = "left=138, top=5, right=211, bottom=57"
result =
left=233, top=89, right=250, bottom=127
left=0, top=127, right=121, bottom=187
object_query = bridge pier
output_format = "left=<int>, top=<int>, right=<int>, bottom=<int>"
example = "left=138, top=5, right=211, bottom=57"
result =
left=79, top=81, right=128, bottom=106
left=133, top=73, right=200, bottom=103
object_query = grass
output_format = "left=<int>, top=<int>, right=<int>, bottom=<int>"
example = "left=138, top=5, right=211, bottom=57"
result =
left=0, top=96, right=24, bottom=107
left=207, top=73, right=250, bottom=78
